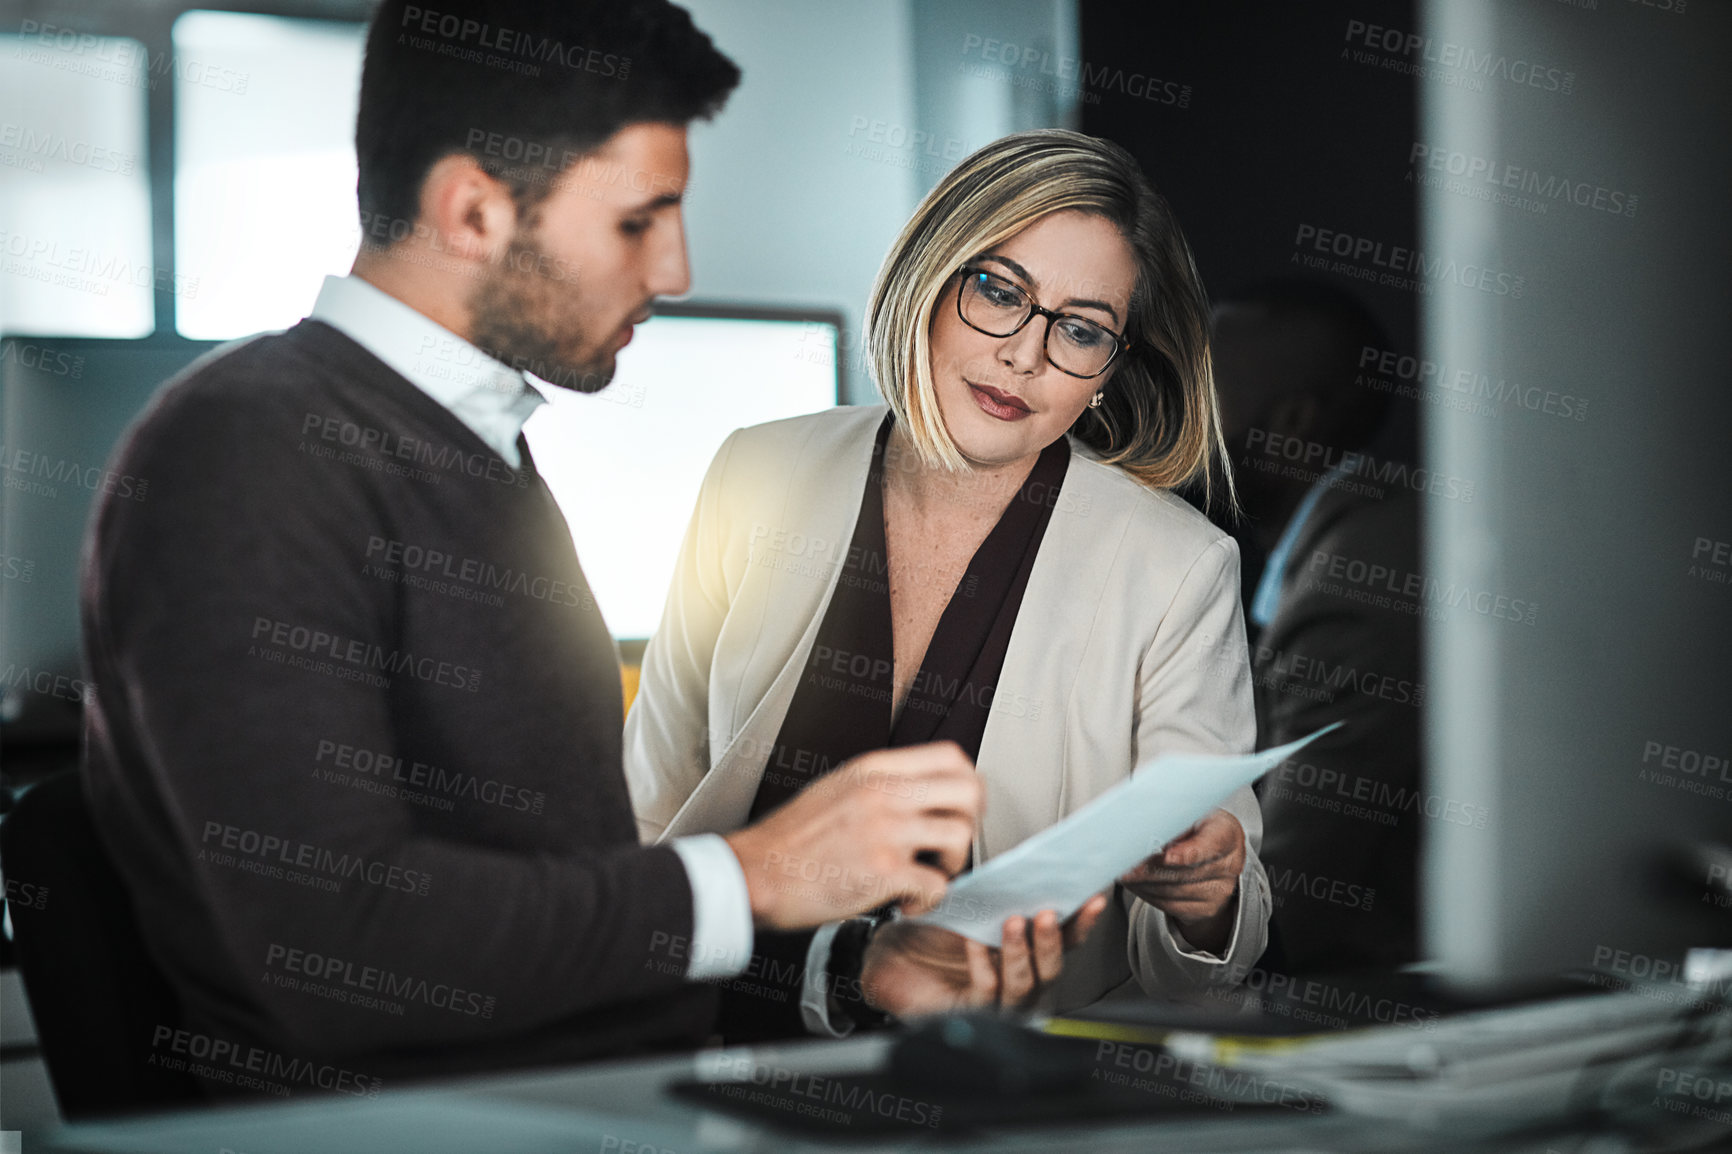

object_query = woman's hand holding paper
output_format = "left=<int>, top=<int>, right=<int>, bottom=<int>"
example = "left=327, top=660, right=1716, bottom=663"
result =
left=859, top=894, right=1110, bottom=1017
left=1117, top=809, right=1245, bottom=955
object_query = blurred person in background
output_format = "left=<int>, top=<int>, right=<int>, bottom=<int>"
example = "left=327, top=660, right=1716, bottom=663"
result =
left=1210, top=280, right=1423, bottom=975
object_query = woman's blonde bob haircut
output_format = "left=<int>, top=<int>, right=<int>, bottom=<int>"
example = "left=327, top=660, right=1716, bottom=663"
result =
left=866, top=128, right=1234, bottom=510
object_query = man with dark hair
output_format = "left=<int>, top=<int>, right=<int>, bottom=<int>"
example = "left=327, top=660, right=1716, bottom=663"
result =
left=350, top=0, right=743, bottom=396
left=80, top=0, right=1078, bottom=1096
left=355, top=1, right=742, bottom=226
left=1211, top=280, right=1393, bottom=631
left=1210, top=281, right=1424, bottom=975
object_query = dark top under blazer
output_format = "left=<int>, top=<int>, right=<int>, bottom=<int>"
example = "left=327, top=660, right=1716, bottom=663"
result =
left=718, top=415, right=1068, bottom=1040
left=750, top=413, right=1071, bottom=816
left=81, top=320, right=714, bottom=1094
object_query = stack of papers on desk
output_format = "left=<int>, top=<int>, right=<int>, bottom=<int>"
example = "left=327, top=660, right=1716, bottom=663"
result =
left=1162, top=985, right=1725, bottom=1133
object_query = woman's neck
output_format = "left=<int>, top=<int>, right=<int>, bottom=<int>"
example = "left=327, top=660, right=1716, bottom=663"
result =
left=882, top=423, right=1039, bottom=523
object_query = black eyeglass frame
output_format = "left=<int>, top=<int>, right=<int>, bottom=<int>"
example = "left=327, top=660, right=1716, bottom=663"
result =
left=954, top=265, right=1134, bottom=380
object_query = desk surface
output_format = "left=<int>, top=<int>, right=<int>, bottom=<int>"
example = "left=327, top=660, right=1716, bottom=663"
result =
left=33, top=1028, right=1717, bottom=1154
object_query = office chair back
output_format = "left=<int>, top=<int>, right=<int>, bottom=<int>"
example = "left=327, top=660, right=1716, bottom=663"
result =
left=2, top=770, right=202, bottom=1118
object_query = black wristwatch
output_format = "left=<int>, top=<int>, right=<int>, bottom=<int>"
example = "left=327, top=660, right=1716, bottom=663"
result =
left=826, top=917, right=894, bottom=1031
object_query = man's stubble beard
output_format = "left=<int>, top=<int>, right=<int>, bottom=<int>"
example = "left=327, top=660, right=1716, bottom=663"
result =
left=468, top=233, right=616, bottom=394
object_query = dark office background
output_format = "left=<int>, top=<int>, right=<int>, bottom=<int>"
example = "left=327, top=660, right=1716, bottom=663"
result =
left=3, top=0, right=1729, bottom=1132
left=1081, top=1, right=1419, bottom=353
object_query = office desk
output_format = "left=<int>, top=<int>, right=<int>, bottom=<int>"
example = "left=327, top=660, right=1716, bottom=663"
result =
left=35, top=1028, right=1722, bottom=1154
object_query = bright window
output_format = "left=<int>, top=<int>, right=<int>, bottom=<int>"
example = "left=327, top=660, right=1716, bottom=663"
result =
left=173, top=10, right=365, bottom=339
left=0, top=31, right=153, bottom=337
left=525, top=315, right=841, bottom=640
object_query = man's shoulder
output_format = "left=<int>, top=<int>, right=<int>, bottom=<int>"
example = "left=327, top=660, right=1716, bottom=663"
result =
left=110, top=322, right=400, bottom=504
left=123, top=321, right=399, bottom=460
left=1294, top=486, right=1420, bottom=570
left=1268, top=488, right=1423, bottom=645
left=147, top=321, right=360, bottom=420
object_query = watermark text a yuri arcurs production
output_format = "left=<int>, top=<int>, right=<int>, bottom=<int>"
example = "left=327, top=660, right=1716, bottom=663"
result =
left=261, top=941, right=498, bottom=1021
left=149, top=1023, right=382, bottom=1100
left=395, top=5, right=630, bottom=81
left=1, top=439, right=148, bottom=502
left=1355, top=344, right=1588, bottom=423
left=956, top=33, right=1192, bottom=108
left=309, top=736, right=547, bottom=818
left=198, top=819, right=433, bottom=898
left=11, top=19, right=249, bottom=95
left=1090, top=1039, right=1328, bottom=1114
left=247, top=614, right=484, bottom=694
left=697, top=1050, right=944, bottom=1131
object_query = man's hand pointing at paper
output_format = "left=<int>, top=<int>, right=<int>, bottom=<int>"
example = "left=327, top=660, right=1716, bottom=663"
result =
left=1117, top=809, right=1246, bottom=955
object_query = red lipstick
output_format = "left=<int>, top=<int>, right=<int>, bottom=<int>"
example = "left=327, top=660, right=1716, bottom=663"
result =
left=967, top=381, right=1031, bottom=421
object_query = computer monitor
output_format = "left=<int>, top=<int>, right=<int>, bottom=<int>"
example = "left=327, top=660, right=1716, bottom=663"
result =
left=522, top=302, right=844, bottom=645
left=2, top=335, right=224, bottom=740
left=1420, top=0, right=1732, bottom=987
left=3, top=304, right=840, bottom=742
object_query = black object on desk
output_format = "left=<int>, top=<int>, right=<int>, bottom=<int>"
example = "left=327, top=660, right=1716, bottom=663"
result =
left=667, top=1012, right=1322, bottom=1139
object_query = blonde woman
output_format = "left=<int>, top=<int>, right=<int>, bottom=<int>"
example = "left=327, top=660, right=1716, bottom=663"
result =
left=627, top=129, right=1264, bottom=1039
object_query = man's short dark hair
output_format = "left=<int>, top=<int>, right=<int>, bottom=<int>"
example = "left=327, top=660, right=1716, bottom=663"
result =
left=1215, top=279, right=1393, bottom=452
left=356, top=0, right=740, bottom=242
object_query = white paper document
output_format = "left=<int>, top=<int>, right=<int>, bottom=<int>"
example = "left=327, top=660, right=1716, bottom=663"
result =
left=911, top=724, right=1341, bottom=944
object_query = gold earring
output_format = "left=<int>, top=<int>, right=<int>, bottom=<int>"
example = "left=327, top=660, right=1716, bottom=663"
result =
left=1089, top=391, right=1104, bottom=409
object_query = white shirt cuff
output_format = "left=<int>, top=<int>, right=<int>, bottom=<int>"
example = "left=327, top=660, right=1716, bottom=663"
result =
left=670, top=834, right=754, bottom=981
left=1165, top=877, right=1245, bottom=964
left=799, top=921, right=855, bottom=1038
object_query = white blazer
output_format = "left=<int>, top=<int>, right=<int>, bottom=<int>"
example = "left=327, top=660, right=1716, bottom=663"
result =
left=624, top=404, right=1267, bottom=1010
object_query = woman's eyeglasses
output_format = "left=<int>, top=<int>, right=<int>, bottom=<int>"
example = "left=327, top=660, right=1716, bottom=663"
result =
left=955, top=266, right=1131, bottom=379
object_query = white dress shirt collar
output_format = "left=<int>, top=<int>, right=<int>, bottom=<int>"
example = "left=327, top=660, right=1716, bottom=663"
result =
left=1249, top=460, right=1356, bottom=629
left=308, top=274, right=544, bottom=468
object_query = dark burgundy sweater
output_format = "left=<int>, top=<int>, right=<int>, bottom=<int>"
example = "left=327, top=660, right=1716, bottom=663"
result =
left=81, top=320, right=715, bottom=1092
